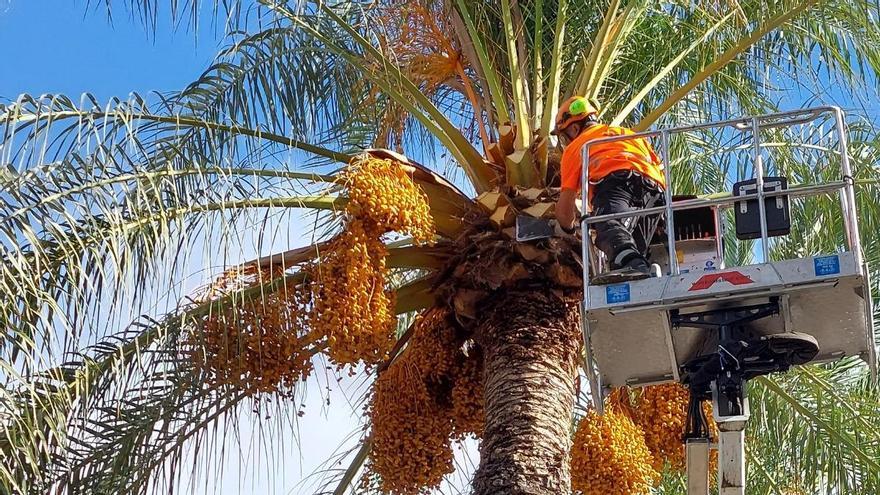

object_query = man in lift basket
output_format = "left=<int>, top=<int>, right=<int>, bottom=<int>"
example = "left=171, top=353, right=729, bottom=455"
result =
left=553, top=96, right=667, bottom=283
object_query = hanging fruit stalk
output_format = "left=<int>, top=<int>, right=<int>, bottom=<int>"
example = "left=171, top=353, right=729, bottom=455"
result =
left=367, top=310, right=485, bottom=495
left=190, top=153, right=437, bottom=393
left=570, top=383, right=720, bottom=494
left=570, top=408, right=659, bottom=495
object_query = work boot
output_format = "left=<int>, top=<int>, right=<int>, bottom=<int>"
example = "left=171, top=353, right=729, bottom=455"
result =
left=622, top=256, right=652, bottom=273
left=591, top=255, right=656, bottom=285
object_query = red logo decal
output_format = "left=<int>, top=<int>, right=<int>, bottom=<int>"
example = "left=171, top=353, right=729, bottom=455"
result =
left=689, top=271, right=754, bottom=291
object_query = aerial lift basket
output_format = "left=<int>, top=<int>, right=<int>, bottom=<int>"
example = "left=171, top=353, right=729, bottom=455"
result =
left=577, top=107, right=877, bottom=495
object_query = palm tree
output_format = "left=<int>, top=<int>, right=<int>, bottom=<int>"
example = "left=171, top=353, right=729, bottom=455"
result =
left=1, top=0, right=879, bottom=494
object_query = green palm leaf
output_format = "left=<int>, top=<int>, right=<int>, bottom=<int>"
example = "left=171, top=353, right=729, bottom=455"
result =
left=4, top=1, right=880, bottom=493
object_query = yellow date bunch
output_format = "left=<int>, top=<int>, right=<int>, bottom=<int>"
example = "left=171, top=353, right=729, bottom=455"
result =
left=367, top=311, right=484, bottom=494
left=450, top=352, right=484, bottom=439
left=307, top=220, right=396, bottom=366
left=632, top=383, right=696, bottom=471
left=310, top=155, right=436, bottom=366
left=571, top=408, right=659, bottom=495
left=343, top=155, right=435, bottom=244
left=189, top=265, right=314, bottom=395
left=571, top=383, right=719, bottom=494
left=190, top=154, right=436, bottom=393
left=631, top=383, right=719, bottom=473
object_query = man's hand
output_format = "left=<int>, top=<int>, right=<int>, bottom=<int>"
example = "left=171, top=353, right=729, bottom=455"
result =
left=550, top=219, right=579, bottom=241
left=555, top=189, right=579, bottom=231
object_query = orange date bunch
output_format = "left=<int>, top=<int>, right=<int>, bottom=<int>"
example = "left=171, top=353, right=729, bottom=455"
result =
left=190, top=265, right=313, bottom=395
left=310, top=155, right=437, bottom=366
left=367, top=311, right=484, bottom=494
left=628, top=383, right=718, bottom=472
left=190, top=154, right=436, bottom=394
left=450, top=351, right=484, bottom=439
left=342, top=155, right=435, bottom=244
left=630, top=383, right=691, bottom=471
left=571, top=407, right=659, bottom=495
left=307, top=220, right=396, bottom=365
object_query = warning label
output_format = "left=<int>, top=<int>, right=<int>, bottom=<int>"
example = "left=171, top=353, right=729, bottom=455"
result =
left=688, top=271, right=754, bottom=291
left=813, top=255, right=841, bottom=276
left=605, top=283, right=631, bottom=304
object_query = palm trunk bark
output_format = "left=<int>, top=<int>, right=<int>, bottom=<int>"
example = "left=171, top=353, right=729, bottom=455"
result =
left=471, top=291, right=581, bottom=495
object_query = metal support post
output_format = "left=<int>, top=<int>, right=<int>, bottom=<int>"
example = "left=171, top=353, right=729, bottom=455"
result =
left=862, top=264, right=878, bottom=379
left=712, top=375, right=750, bottom=495
left=580, top=302, right=604, bottom=413
left=579, top=144, right=604, bottom=412
left=713, top=206, right=725, bottom=269
left=581, top=143, right=592, bottom=311
left=833, top=107, right=864, bottom=268
left=751, top=117, right=770, bottom=262
left=717, top=422, right=747, bottom=495
left=659, top=130, right=678, bottom=275
left=686, top=439, right=711, bottom=495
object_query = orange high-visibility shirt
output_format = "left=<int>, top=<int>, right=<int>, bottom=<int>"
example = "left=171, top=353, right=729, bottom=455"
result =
left=560, top=124, right=666, bottom=196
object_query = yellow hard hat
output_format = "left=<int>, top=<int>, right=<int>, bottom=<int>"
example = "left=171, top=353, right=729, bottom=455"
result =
left=552, top=96, right=599, bottom=135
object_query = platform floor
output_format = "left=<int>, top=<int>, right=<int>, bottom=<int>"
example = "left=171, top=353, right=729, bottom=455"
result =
left=584, top=252, right=876, bottom=387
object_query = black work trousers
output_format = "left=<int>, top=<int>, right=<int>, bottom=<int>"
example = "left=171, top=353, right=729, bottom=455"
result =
left=591, top=170, right=665, bottom=269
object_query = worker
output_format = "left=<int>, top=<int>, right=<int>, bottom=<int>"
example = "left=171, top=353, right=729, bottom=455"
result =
left=552, top=96, right=667, bottom=281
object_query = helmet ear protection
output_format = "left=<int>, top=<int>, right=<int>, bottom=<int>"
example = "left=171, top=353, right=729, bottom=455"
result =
left=568, top=97, right=589, bottom=116
left=552, top=96, right=600, bottom=135
left=568, top=97, right=601, bottom=117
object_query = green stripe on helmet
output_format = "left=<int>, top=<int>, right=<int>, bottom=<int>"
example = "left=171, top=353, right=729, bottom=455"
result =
left=569, top=97, right=588, bottom=115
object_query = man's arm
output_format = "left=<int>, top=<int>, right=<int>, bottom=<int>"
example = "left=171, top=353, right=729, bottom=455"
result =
left=556, top=188, right=579, bottom=231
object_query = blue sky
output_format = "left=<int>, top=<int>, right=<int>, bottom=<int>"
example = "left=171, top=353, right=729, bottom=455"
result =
left=0, top=0, right=220, bottom=101
left=2, top=2, right=877, bottom=494
left=1, top=3, right=363, bottom=494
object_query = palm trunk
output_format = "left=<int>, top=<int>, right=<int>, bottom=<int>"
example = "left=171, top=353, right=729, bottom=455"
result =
left=471, top=291, right=581, bottom=495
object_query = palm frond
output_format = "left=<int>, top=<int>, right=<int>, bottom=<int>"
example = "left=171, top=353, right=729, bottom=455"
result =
left=572, top=0, right=620, bottom=97
left=499, top=0, right=532, bottom=149
left=634, top=0, right=819, bottom=130
left=450, top=0, right=511, bottom=126
left=610, top=10, right=736, bottom=126
left=538, top=0, right=568, bottom=138
left=263, top=1, right=496, bottom=192
left=752, top=368, right=880, bottom=493
left=0, top=140, right=343, bottom=364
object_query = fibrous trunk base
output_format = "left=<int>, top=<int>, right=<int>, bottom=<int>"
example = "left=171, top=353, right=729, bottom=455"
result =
left=472, top=291, right=580, bottom=495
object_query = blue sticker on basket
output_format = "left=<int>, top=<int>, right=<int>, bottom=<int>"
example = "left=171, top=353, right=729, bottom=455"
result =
left=814, top=255, right=840, bottom=276
left=605, top=283, right=631, bottom=304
